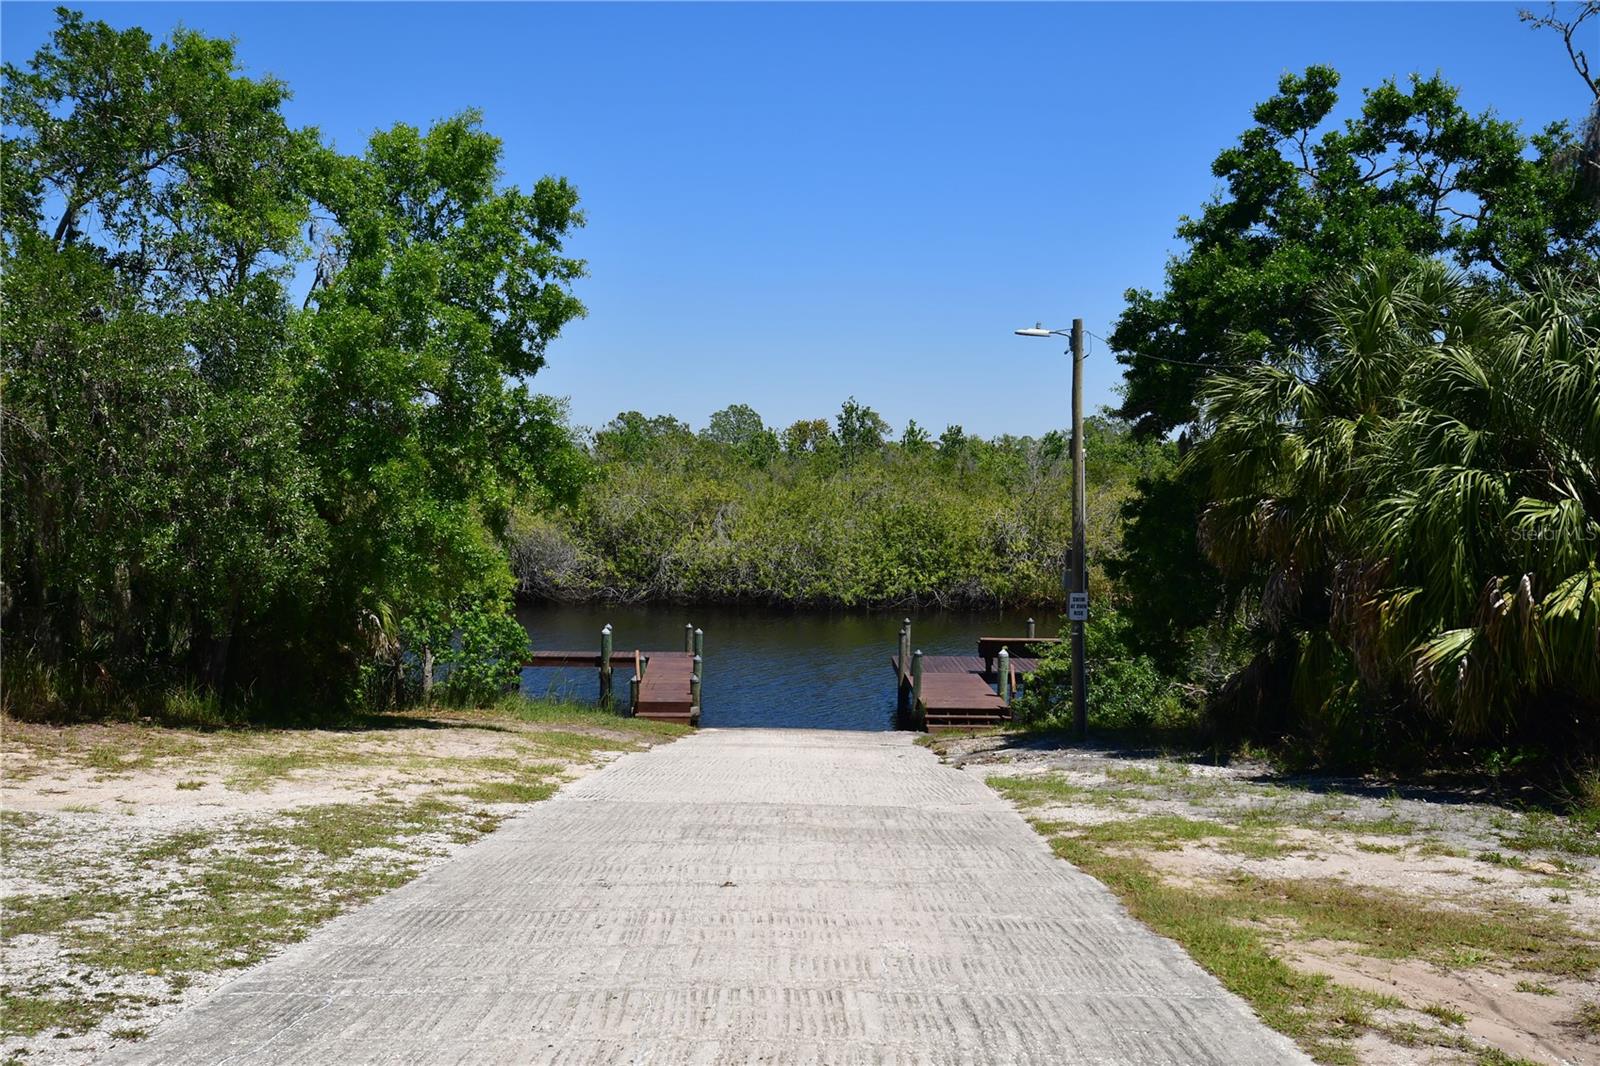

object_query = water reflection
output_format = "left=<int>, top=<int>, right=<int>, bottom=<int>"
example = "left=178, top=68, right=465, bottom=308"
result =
left=517, top=603, right=1055, bottom=732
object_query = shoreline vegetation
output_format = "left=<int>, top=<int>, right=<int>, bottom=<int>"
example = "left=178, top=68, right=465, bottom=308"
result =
left=507, top=404, right=1168, bottom=611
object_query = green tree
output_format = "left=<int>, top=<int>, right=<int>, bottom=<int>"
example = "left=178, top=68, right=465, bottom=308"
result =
left=835, top=396, right=889, bottom=467
left=781, top=417, right=835, bottom=457
left=2, top=11, right=322, bottom=693
left=1114, top=65, right=1599, bottom=436
left=900, top=419, right=932, bottom=454
left=595, top=411, right=693, bottom=464
left=703, top=403, right=780, bottom=466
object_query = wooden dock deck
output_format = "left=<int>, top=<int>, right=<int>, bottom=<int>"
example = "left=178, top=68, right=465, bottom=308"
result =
left=633, top=651, right=696, bottom=725
left=523, top=629, right=701, bottom=725
left=891, top=634, right=1049, bottom=732
left=890, top=654, right=1031, bottom=732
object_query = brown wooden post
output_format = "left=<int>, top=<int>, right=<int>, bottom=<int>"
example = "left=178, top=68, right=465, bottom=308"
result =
left=599, top=624, right=614, bottom=706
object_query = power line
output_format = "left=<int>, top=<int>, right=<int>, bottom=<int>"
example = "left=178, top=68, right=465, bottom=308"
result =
left=1080, top=329, right=1260, bottom=370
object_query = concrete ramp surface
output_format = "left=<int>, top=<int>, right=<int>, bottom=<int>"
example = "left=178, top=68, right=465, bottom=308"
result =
left=107, top=729, right=1309, bottom=1065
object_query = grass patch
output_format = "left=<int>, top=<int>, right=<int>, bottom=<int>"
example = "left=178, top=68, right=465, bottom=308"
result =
left=0, top=987, right=140, bottom=1039
left=80, top=733, right=205, bottom=776
left=133, top=828, right=215, bottom=864
left=1077, top=813, right=1292, bottom=860
left=460, top=779, right=560, bottom=804
left=1572, top=1001, right=1600, bottom=1037
left=1354, top=842, right=1402, bottom=855
left=483, top=696, right=690, bottom=740
left=1515, top=978, right=1557, bottom=995
left=1496, top=809, right=1600, bottom=859
left=1476, top=850, right=1524, bottom=869
left=987, top=773, right=1139, bottom=809
left=221, top=745, right=368, bottom=792
left=1415, top=841, right=1469, bottom=859
left=3, top=889, right=126, bottom=940
left=1230, top=877, right=1598, bottom=977
left=1420, top=1002, right=1466, bottom=1026
left=1104, top=763, right=1192, bottom=787
left=1329, top=813, right=1417, bottom=837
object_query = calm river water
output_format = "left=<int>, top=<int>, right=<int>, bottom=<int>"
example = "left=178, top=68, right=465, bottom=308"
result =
left=516, top=603, right=1052, bottom=731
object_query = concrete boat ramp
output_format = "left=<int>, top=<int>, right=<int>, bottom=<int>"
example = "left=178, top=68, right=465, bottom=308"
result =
left=108, top=729, right=1308, bottom=1065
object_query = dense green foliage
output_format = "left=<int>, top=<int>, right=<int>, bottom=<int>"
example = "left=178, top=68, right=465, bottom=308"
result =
left=1195, top=260, right=1599, bottom=754
left=1011, top=609, right=1187, bottom=732
left=510, top=404, right=1173, bottom=608
left=1, top=11, right=586, bottom=715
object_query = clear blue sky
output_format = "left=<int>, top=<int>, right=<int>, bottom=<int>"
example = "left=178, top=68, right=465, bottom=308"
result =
left=1, top=2, right=1584, bottom=437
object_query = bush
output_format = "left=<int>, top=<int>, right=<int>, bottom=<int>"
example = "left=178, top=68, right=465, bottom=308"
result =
left=440, top=607, right=532, bottom=707
left=1012, top=609, right=1190, bottom=731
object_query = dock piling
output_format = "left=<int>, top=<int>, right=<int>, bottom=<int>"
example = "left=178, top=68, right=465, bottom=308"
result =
left=998, top=647, right=1011, bottom=704
left=599, top=624, right=614, bottom=705
left=684, top=623, right=694, bottom=653
left=897, top=621, right=912, bottom=714
left=691, top=655, right=702, bottom=711
left=1026, top=618, right=1036, bottom=639
left=693, top=627, right=704, bottom=659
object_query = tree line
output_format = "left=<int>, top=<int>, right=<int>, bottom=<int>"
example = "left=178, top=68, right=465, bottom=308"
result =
left=509, top=401, right=1170, bottom=609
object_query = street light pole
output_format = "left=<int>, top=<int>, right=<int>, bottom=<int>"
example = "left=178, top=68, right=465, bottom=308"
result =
left=1069, top=319, right=1087, bottom=741
left=1013, top=316, right=1089, bottom=741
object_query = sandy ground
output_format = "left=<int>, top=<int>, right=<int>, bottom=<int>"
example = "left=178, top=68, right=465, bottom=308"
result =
left=0, top=710, right=672, bottom=1066
left=934, top=733, right=1600, bottom=1066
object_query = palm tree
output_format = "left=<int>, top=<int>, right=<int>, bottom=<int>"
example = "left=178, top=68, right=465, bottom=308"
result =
left=1192, top=259, right=1599, bottom=743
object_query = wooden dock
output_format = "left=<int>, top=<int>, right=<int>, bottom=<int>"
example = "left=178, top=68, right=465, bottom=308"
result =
left=633, top=651, right=696, bottom=725
left=524, top=624, right=702, bottom=725
left=892, top=627, right=1051, bottom=732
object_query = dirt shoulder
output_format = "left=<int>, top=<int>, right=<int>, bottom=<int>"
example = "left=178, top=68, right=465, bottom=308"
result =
left=0, top=702, right=686, bottom=1066
left=928, top=732, right=1600, bottom=1066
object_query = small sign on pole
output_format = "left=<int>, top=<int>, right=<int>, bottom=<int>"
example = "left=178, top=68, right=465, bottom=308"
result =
left=1068, top=591, right=1089, bottom=621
